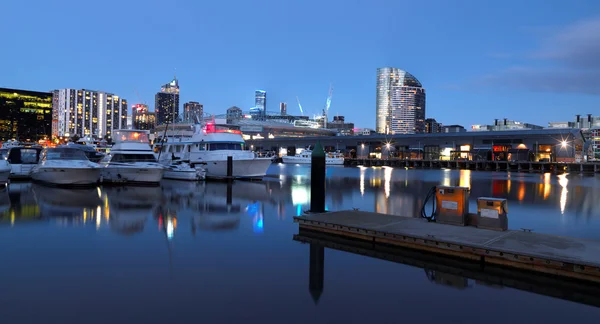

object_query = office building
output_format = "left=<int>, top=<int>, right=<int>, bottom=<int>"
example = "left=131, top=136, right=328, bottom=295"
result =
left=131, top=104, right=156, bottom=130
left=376, top=67, right=426, bottom=134
left=226, top=106, right=243, bottom=124
left=183, top=101, right=203, bottom=122
left=425, top=118, right=442, bottom=133
left=51, top=88, right=127, bottom=138
left=442, top=125, right=466, bottom=133
left=0, top=88, right=52, bottom=141
left=327, top=115, right=354, bottom=136
left=280, top=102, right=287, bottom=115
left=250, top=90, right=267, bottom=120
left=155, top=77, right=179, bottom=125
left=548, top=114, right=600, bottom=129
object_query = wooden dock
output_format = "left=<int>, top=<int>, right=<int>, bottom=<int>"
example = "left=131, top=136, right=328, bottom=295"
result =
left=294, top=211, right=600, bottom=283
left=344, top=158, right=600, bottom=174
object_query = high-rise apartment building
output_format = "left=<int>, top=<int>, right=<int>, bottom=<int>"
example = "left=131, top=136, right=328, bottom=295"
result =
left=131, top=104, right=156, bottom=130
left=425, top=118, right=442, bottom=133
left=250, top=90, right=267, bottom=120
left=376, top=67, right=426, bottom=134
left=0, top=88, right=52, bottom=141
left=51, top=88, right=127, bottom=138
left=280, top=102, right=287, bottom=115
left=155, top=77, right=179, bottom=125
left=183, top=101, right=203, bottom=122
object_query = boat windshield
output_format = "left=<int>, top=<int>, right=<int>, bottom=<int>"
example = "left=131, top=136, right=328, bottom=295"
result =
left=44, top=148, right=89, bottom=161
left=208, top=142, right=244, bottom=151
left=113, top=130, right=150, bottom=143
left=109, top=153, right=157, bottom=163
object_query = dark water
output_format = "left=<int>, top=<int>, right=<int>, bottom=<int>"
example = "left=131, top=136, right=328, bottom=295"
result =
left=1, top=164, right=600, bottom=323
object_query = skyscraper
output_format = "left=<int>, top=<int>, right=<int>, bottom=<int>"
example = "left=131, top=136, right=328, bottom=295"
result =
left=279, top=102, right=287, bottom=115
left=251, top=90, right=267, bottom=120
left=183, top=101, right=203, bottom=122
left=376, top=68, right=426, bottom=134
left=0, top=88, right=52, bottom=141
left=155, top=77, right=179, bottom=125
left=52, top=88, right=127, bottom=138
left=131, top=104, right=156, bottom=130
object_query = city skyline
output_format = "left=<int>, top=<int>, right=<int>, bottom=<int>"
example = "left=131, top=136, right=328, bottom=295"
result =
left=2, top=0, right=600, bottom=129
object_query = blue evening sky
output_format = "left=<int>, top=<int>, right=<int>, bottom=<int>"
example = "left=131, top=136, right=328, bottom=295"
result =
left=2, top=0, right=599, bottom=129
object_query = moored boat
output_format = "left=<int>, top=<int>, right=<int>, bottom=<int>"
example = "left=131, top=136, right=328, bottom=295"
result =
left=30, top=147, right=101, bottom=186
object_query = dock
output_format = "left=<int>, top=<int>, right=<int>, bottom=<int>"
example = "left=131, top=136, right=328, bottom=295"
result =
left=344, top=158, right=600, bottom=174
left=294, top=211, right=600, bottom=283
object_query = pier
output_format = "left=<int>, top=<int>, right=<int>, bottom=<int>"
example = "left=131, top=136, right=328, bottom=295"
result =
left=343, top=158, right=600, bottom=174
left=294, top=211, right=600, bottom=283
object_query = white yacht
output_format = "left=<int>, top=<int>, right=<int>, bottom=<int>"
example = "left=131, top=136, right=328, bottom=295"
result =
left=99, top=130, right=164, bottom=184
left=0, top=149, right=10, bottom=184
left=153, top=122, right=272, bottom=179
left=282, top=148, right=345, bottom=165
left=31, top=147, right=101, bottom=186
left=5, top=146, right=42, bottom=179
left=163, top=160, right=206, bottom=181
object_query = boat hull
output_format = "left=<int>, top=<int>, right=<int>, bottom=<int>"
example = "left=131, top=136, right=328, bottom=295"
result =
left=282, top=156, right=344, bottom=165
left=196, top=158, right=272, bottom=179
left=101, top=165, right=164, bottom=184
left=163, top=170, right=201, bottom=181
left=31, top=167, right=101, bottom=185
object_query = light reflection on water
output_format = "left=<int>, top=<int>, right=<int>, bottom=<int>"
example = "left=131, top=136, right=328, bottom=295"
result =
left=0, top=164, right=600, bottom=323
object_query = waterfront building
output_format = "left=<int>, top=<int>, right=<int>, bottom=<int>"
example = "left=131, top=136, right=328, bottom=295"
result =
left=155, top=77, right=179, bottom=125
left=51, top=88, right=127, bottom=138
left=548, top=114, right=600, bottom=130
left=327, top=115, right=354, bottom=136
left=0, top=88, right=52, bottom=142
left=131, top=104, right=156, bottom=130
left=183, top=101, right=203, bottom=122
left=376, top=67, right=426, bottom=135
left=442, top=125, right=466, bottom=133
left=280, top=102, right=287, bottom=115
left=247, top=128, right=584, bottom=163
left=425, top=118, right=442, bottom=133
left=472, top=119, right=543, bottom=131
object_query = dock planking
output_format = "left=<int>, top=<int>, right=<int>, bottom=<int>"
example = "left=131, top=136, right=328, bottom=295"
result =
left=294, top=211, right=600, bottom=283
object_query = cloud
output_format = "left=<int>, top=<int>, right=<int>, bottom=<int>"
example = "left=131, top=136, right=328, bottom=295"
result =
left=481, top=17, right=600, bottom=95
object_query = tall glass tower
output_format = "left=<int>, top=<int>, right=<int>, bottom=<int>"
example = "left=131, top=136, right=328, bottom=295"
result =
left=252, top=90, right=267, bottom=120
left=376, top=68, right=426, bottom=134
left=155, top=77, right=180, bottom=125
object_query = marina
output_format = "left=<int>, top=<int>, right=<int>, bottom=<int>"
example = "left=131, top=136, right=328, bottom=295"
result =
left=1, top=165, right=600, bottom=322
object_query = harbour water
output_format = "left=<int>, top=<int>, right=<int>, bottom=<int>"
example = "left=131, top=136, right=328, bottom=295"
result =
left=2, top=164, right=600, bottom=323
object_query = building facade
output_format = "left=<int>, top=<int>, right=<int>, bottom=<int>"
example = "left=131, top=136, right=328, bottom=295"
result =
left=472, top=119, right=544, bottom=132
left=376, top=67, right=426, bottom=135
left=51, top=88, right=127, bottom=138
left=280, top=102, right=287, bottom=115
left=226, top=106, right=243, bottom=124
left=155, top=77, right=179, bottom=125
left=0, top=88, right=52, bottom=142
left=250, top=90, right=267, bottom=120
left=183, top=101, right=203, bottom=122
left=131, top=104, right=156, bottom=130
left=425, top=118, right=442, bottom=133
left=327, top=115, right=354, bottom=136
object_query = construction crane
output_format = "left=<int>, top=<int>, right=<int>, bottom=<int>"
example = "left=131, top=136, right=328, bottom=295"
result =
left=296, top=96, right=305, bottom=116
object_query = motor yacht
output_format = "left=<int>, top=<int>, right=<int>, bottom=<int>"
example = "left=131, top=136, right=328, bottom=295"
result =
left=0, top=150, right=10, bottom=184
left=5, top=146, right=42, bottom=179
left=30, top=147, right=101, bottom=186
left=153, top=122, right=272, bottom=179
left=99, top=130, right=164, bottom=184
left=282, top=147, right=344, bottom=165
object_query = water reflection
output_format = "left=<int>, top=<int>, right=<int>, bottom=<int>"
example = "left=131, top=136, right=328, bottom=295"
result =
left=558, top=174, right=569, bottom=215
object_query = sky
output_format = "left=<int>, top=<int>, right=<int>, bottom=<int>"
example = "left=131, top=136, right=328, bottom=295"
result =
left=2, top=0, right=600, bottom=129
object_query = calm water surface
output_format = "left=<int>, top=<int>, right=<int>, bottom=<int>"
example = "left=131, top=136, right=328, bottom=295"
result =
left=1, top=164, right=600, bottom=323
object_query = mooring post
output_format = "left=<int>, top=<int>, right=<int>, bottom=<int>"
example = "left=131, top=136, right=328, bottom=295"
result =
left=310, top=141, right=326, bottom=213
left=309, top=244, right=324, bottom=305
left=227, top=156, right=233, bottom=182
